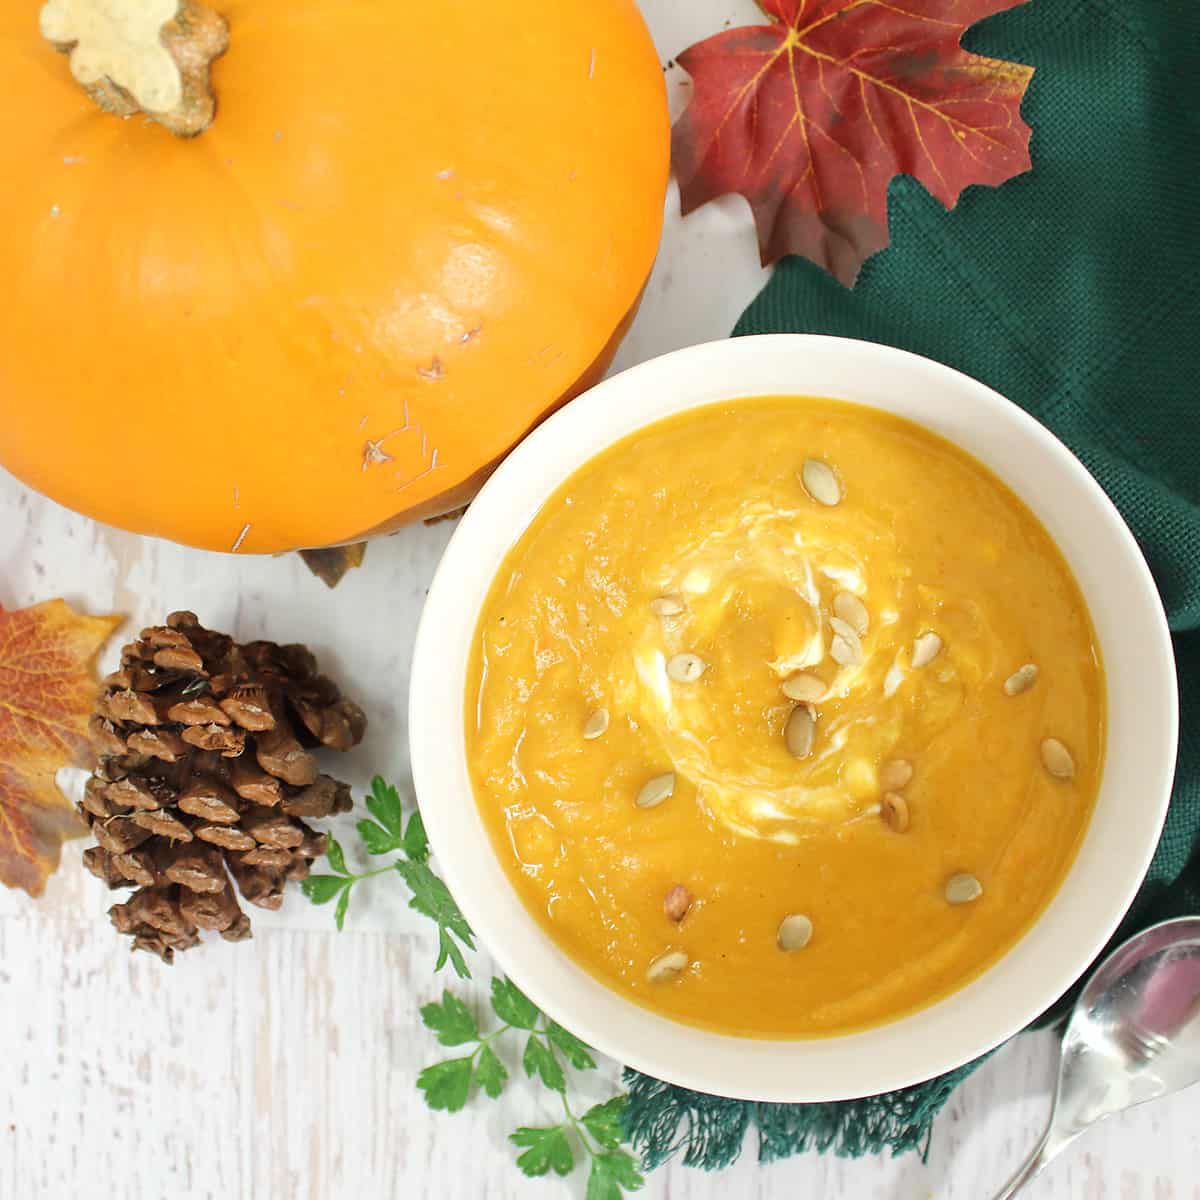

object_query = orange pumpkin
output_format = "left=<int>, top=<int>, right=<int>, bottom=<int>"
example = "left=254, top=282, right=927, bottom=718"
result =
left=0, top=1, right=668, bottom=553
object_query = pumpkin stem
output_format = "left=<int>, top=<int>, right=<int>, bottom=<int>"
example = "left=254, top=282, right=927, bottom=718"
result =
left=39, top=0, right=229, bottom=138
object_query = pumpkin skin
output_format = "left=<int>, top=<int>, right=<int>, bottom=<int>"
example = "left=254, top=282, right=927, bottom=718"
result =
left=0, top=1, right=669, bottom=552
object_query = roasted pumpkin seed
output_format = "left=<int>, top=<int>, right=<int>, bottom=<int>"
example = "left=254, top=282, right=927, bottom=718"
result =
left=829, top=617, right=863, bottom=667
left=781, top=671, right=826, bottom=704
left=646, top=949, right=689, bottom=982
left=777, top=913, right=814, bottom=951
left=911, top=632, right=943, bottom=669
left=651, top=594, right=685, bottom=618
left=1004, top=663, right=1039, bottom=696
left=801, top=459, right=841, bottom=506
left=881, top=791, right=910, bottom=832
left=1040, top=737, right=1075, bottom=780
left=667, top=653, right=706, bottom=683
left=637, top=772, right=676, bottom=809
left=664, top=885, right=692, bottom=923
left=944, top=873, right=983, bottom=905
left=833, top=591, right=869, bottom=636
left=582, top=708, right=609, bottom=740
left=784, top=705, right=816, bottom=758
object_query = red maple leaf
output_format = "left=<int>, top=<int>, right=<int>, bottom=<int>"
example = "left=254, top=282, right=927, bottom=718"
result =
left=672, top=0, right=1034, bottom=285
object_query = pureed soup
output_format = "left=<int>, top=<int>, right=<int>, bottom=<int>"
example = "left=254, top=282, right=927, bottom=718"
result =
left=465, top=397, right=1105, bottom=1037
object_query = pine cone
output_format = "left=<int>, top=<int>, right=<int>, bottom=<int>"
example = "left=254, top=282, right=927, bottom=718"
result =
left=81, top=611, right=365, bottom=962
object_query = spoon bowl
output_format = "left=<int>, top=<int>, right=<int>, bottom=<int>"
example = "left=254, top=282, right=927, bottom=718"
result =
left=995, top=916, right=1200, bottom=1197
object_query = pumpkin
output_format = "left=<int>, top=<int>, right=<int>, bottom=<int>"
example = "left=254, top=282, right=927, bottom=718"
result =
left=0, top=0, right=669, bottom=553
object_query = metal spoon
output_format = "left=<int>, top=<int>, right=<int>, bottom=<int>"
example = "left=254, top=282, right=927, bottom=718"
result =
left=994, top=916, right=1200, bottom=1197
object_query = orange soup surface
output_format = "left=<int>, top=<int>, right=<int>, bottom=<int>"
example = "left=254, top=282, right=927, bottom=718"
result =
left=465, top=397, right=1105, bottom=1037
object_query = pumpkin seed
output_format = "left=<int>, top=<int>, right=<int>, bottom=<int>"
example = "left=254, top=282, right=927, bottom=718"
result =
left=664, top=884, right=693, bottom=923
left=881, top=791, right=910, bottom=833
left=801, top=459, right=842, bottom=506
left=637, top=772, right=676, bottom=809
left=777, top=913, right=814, bottom=951
left=830, top=616, right=863, bottom=653
left=781, top=671, right=826, bottom=703
left=829, top=617, right=863, bottom=666
left=1040, top=737, right=1075, bottom=780
left=944, top=873, right=983, bottom=905
left=1004, top=663, right=1040, bottom=696
left=646, top=949, right=689, bottom=983
left=784, top=705, right=816, bottom=758
left=825, top=624, right=864, bottom=672
left=911, top=632, right=943, bottom=669
left=883, top=661, right=905, bottom=697
left=831, top=636, right=858, bottom=666
left=833, top=591, right=869, bottom=636
left=667, top=653, right=706, bottom=683
left=879, top=759, right=913, bottom=791
left=582, top=708, right=609, bottom=740
left=651, top=594, right=685, bottom=618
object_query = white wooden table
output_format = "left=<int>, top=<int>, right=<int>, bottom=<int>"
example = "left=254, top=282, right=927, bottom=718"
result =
left=2, top=2, right=1195, bottom=1195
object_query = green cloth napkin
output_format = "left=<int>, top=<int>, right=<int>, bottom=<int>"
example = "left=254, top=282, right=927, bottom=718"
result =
left=624, top=0, right=1200, bottom=1169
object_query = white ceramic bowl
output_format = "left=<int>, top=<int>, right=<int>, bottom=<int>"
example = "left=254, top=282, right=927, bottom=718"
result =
left=410, top=335, right=1178, bottom=1102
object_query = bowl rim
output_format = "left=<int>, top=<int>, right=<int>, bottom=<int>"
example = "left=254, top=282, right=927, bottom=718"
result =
left=409, top=334, right=1178, bottom=1102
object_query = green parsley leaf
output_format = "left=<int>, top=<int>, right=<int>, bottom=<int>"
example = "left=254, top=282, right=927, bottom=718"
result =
left=509, top=1125, right=574, bottom=1178
left=490, top=976, right=540, bottom=1030
left=334, top=885, right=351, bottom=931
left=395, top=860, right=474, bottom=942
left=475, top=1044, right=508, bottom=1098
left=395, top=858, right=475, bottom=977
left=420, top=991, right=479, bottom=1047
left=402, top=810, right=430, bottom=862
left=366, top=775, right=405, bottom=837
left=416, top=1057, right=474, bottom=1113
left=586, top=1150, right=644, bottom=1199
left=522, top=1035, right=566, bottom=1093
left=580, top=1097, right=627, bottom=1150
left=437, top=927, right=472, bottom=980
left=357, top=818, right=401, bottom=856
left=301, top=875, right=349, bottom=905
left=325, top=835, right=349, bottom=876
left=546, top=1021, right=597, bottom=1071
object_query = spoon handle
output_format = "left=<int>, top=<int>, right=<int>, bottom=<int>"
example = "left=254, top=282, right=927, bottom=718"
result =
left=991, top=1127, right=1063, bottom=1199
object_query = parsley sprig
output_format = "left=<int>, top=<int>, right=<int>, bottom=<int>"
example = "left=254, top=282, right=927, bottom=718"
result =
left=301, top=777, right=475, bottom=976
left=419, top=979, right=643, bottom=1198
left=302, top=775, right=643, bottom=1197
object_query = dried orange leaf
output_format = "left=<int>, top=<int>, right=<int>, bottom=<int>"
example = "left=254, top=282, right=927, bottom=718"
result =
left=298, top=543, right=367, bottom=589
left=0, top=599, right=121, bottom=895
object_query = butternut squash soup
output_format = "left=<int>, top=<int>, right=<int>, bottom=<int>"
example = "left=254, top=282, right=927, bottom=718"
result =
left=465, top=397, right=1105, bottom=1037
